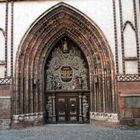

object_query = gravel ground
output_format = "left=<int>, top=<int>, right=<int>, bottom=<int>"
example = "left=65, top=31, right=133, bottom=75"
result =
left=0, top=124, right=140, bottom=140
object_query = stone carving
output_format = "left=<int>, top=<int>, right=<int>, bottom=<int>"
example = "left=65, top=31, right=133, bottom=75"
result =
left=74, top=75, right=84, bottom=89
left=62, top=38, right=69, bottom=53
left=12, top=112, right=43, bottom=122
left=56, top=80, right=62, bottom=90
left=50, top=75, right=56, bottom=90
left=90, top=112, right=119, bottom=122
left=46, top=98, right=53, bottom=120
left=82, top=96, right=89, bottom=121
left=46, top=38, right=88, bottom=91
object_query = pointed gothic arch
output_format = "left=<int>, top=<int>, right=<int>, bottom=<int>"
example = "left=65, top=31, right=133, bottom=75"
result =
left=12, top=2, right=117, bottom=126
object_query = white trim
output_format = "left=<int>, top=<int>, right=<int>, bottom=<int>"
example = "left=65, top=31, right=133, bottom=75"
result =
left=119, top=94, right=140, bottom=97
left=90, top=112, right=119, bottom=122
left=12, top=112, right=44, bottom=122
left=0, top=96, right=11, bottom=99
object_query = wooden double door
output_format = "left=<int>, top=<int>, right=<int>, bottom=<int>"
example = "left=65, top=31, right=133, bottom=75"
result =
left=56, top=96, right=78, bottom=122
left=46, top=91, right=90, bottom=124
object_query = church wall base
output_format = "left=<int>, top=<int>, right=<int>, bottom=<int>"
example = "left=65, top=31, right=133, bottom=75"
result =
left=0, top=84, right=11, bottom=129
left=120, top=119, right=140, bottom=127
left=0, top=119, right=11, bottom=129
left=90, top=112, right=119, bottom=128
left=90, top=119, right=120, bottom=128
left=11, top=112, right=44, bottom=128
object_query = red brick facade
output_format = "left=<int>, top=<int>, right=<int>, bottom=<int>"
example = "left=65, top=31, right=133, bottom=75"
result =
left=0, top=2, right=140, bottom=128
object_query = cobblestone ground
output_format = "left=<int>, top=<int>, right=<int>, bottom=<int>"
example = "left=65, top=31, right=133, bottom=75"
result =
left=0, top=124, right=140, bottom=140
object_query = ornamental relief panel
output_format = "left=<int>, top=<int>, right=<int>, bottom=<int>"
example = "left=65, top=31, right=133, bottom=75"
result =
left=45, top=37, right=89, bottom=91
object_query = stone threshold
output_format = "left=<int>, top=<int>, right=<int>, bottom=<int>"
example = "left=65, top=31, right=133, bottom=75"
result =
left=45, top=124, right=90, bottom=127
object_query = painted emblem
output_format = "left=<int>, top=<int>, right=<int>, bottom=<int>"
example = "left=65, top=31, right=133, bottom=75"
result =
left=60, top=66, right=73, bottom=82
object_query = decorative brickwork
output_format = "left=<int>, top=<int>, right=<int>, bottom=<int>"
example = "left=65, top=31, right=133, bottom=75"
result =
left=112, top=0, right=119, bottom=74
left=0, top=28, right=5, bottom=37
left=11, top=0, right=14, bottom=77
left=117, top=74, right=140, bottom=82
left=0, top=77, right=12, bottom=85
left=90, top=112, right=119, bottom=122
left=119, top=0, right=140, bottom=74
left=12, top=112, right=43, bottom=123
left=133, top=0, right=140, bottom=74
left=123, top=21, right=136, bottom=31
left=13, top=2, right=116, bottom=126
left=4, top=0, right=9, bottom=77
left=119, top=0, right=125, bottom=74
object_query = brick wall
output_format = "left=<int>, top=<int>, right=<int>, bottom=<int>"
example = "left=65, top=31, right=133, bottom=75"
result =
left=0, top=85, right=11, bottom=129
left=118, top=82, right=140, bottom=126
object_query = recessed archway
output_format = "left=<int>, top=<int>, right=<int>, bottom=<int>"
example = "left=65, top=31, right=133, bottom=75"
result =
left=44, top=36, right=90, bottom=123
left=12, top=2, right=117, bottom=127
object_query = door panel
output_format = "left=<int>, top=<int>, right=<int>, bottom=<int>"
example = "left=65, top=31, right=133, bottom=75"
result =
left=56, top=97, right=66, bottom=122
left=68, top=97, right=78, bottom=121
left=56, top=96, right=78, bottom=122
